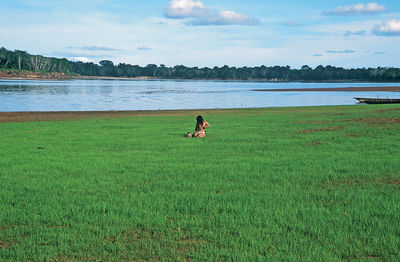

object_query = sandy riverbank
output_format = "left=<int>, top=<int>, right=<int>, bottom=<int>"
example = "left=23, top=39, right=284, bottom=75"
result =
left=0, top=70, right=159, bottom=81
left=0, top=70, right=73, bottom=80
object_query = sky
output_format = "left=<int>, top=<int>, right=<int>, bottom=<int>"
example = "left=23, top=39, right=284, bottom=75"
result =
left=0, top=0, right=400, bottom=68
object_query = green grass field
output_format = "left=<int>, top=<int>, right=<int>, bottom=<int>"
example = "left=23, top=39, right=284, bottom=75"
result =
left=1, top=105, right=399, bottom=261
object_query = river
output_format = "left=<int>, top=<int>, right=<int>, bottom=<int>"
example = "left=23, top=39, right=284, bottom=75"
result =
left=1, top=79, right=399, bottom=112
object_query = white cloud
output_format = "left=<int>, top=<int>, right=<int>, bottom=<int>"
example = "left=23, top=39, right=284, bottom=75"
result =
left=323, top=3, right=386, bottom=16
left=73, top=57, right=91, bottom=63
left=220, top=10, right=257, bottom=25
left=164, top=0, right=207, bottom=18
left=164, top=0, right=259, bottom=26
left=373, top=19, right=400, bottom=36
left=188, top=10, right=259, bottom=26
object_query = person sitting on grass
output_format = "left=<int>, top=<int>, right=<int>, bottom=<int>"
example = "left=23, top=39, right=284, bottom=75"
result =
left=193, top=115, right=209, bottom=137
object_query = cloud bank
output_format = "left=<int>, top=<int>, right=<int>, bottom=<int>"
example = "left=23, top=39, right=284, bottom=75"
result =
left=137, top=46, right=152, bottom=51
left=164, top=0, right=259, bottom=26
left=323, top=3, right=386, bottom=16
left=344, top=30, right=367, bottom=37
left=326, top=50, right=356, bottom=54
left=67, top=46, right=119, bottom=51
left=373, top=19, right=400, bottom=36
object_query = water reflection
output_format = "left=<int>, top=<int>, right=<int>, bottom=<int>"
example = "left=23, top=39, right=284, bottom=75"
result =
left=0, top=79, right=400, bottom=112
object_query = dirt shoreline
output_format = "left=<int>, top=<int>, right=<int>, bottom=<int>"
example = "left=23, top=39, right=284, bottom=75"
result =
left=0, top=71, right=158, bottom=81
left=0, top=109, right=240, bottom=123
left=2, top=70, right=400, bottom=83
left=254, top=86, right=400, bottom=92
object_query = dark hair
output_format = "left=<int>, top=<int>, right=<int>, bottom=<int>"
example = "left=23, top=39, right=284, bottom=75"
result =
left=195, top=115, right=204, bottom=131
left=196, top=115, right=203, bottom=123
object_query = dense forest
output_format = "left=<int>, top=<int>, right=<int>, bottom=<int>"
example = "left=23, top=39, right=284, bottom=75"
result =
left=1, top=47, right=400, bottom=81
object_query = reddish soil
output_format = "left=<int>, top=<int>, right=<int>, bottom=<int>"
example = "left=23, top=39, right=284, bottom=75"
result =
left=380, top=178, right=400, bottom=186
left=0, top=240, right=12, bottom=250
left=254, top=86, right=400, bottom=92
left=374, top=108, right=400, bottom=113
left=295, top=117, right=400, bottom=126
left=296, top=120, right=332, bottom=124
left=298, top=126, right=344, bottom=134
left=0, top=109, right=237, bottom=123
left=330, top=178, right=400, bottom=187
left=350, top=117, right=400, bottom=125
left=0, top=111, right=133, bottom=123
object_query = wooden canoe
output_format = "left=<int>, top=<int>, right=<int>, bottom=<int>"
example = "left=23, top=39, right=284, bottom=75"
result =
left=354, top=97, right=400, bottom=104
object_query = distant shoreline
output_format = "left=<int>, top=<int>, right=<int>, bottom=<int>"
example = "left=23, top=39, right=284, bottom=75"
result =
left=254, top=86, right=400, bottom=92
left=3, top=75, right=400, bottom=84
left=2, top=69, right=400, bottom=83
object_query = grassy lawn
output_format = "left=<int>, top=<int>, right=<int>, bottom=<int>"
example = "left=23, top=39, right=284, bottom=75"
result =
left=0, top=105, right=399, bottom=261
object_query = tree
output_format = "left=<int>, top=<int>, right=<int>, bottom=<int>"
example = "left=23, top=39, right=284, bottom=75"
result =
left=99, top=60, right=114, bottom=67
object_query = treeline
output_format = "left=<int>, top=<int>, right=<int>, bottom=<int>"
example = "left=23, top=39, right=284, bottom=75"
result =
left=0, top=47, right=72, bottom=73
left=1, top=47, right=400, bottom=81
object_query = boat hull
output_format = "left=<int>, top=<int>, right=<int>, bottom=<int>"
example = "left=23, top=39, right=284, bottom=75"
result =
left=354, top=97, right=400, bottom=104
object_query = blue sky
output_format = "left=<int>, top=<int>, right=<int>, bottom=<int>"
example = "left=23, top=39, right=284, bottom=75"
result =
left=1, top=0, right=399, bottom=68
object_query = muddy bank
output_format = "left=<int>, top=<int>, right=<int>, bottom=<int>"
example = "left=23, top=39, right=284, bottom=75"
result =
left=0, top=109, right=236, bottom=123
left=254, top=86, right=400, bottom=92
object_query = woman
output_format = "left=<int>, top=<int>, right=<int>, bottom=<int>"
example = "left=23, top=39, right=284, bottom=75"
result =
left=193, top=115, right=210, bottom=137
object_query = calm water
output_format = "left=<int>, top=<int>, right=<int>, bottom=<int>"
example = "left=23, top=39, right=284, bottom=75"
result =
left=1, top=79, right=400, bottom=112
